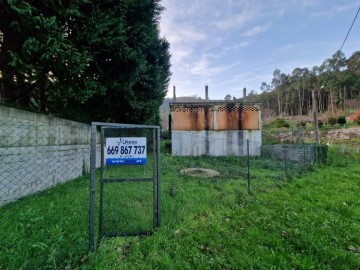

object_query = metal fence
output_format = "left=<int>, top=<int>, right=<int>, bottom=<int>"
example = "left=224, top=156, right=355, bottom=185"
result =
left=89, top=122, right=161, bottom=251
left=165, top=133, right=327, bottom=193
left=0, top=119, right=329, bottom=207
left=0, top=120, right=91, bottom=206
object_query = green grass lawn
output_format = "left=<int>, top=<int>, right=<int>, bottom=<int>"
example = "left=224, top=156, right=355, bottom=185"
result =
left=0, top=147, right=359, bottom=269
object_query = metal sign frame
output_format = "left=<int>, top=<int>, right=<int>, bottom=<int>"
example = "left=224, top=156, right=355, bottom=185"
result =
left=89, top=122, right=161, bottom=251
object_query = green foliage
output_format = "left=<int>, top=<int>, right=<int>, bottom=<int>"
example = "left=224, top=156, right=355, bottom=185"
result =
left=296, top=121, right=306, bottom=128
left=271, top=118, right=290, bottom=128
left=337, top=116, right=347, bottom=125
left=0, top=0, right=171, bottom=124
left=328, top=116, right=338, bottom=126
left=355, top=115, right=360, bottom=125
left=161, top=130, right=171, bottom=140
left=238, top=50, right=360, bottom=118
left=314, top=144, right=328, bottom=164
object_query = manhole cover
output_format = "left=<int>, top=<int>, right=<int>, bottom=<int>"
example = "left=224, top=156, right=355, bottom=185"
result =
left=180, top=168, right=220, bottom=178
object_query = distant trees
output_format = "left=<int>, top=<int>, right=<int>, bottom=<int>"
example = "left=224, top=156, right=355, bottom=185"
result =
left=247, top=50, right=360, bottom=117
left=0, top=0, right=171, bottom=124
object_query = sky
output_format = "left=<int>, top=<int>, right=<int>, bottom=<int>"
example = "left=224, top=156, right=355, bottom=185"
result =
left=159, top=0, right=360, bottom=100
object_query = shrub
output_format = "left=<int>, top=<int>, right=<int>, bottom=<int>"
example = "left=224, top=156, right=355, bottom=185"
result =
left=355, top=115, right=360, bottom=125
left=327, top=117, right=337, bottom=126
left=337, top=116, right=346, bottom=125
left=161, top=130, right=171, bottom=140
left=318, top=119, right=324, bottom=128
left=272, top=118, right=290, bottom=128
left=315, top=145, right=328, bottom=164
left=297, top=121, right=306, bottom=128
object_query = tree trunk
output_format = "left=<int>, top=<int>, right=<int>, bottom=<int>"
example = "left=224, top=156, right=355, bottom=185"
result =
left=277, top=88, right=282, bottom=116
left=298, top=87, right=302, bottom=115
left=330, top=89, right=334, bottom=115
left=343, top=85, right=346, bottom=111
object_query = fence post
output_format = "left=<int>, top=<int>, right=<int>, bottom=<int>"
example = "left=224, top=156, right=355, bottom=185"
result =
left=284, top=144, right=287, bottom=180
left=247, top=139, right=250, bottom=193
left=89, top=123, right=96, bottom=252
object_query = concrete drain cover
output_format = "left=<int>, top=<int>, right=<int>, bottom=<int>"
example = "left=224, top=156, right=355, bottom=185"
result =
left=180, top=168, right=220, bottom=178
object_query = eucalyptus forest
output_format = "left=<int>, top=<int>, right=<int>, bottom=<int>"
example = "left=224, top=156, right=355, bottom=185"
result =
left=244, top=50, right=360, bottom=118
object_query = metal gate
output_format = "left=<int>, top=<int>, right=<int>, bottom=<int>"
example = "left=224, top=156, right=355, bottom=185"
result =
left=89, top=122, right=161, bottom=251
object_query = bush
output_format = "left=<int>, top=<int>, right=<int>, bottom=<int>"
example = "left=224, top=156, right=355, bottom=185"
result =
left=272, top=118, right=290, bottom=128
left=327, top=117, right=337, bottom=126
left=355, top=115, right=360, bottom=125
left=161, top=130, right=171, bottom=140
left=337, top=116, right=346, bottom=125
left=297, top=121, right=306, bottom=128
left=315, top=145, right=328, bottom=165
left=318, top=119, right=324, bottom=128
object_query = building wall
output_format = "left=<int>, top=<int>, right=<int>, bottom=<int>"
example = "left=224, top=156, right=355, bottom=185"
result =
left=172, top=130, right=261, bottom=156
left=171, top=103, right=261, bottom=131
left=170, top=102, right=262, bottom=156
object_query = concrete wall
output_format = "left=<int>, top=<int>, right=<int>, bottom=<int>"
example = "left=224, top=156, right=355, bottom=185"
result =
left=172, top=130, right=262, bottom=156
left=170, top=102, right=262, bottom=157
left=0, top=106, right=99, bottom=205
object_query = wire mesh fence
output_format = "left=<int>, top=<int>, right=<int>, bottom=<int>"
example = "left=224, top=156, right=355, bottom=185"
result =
left=0, top=122, right=329, bottom=207
left=164, top=131, right=328, bottom=194
left=1, top=117, right=357, bottom=269
left=0, top=119, right=91, bottom=206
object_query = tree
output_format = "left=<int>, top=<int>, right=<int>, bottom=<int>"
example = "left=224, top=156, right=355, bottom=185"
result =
left=224, top=94, right=232, bottom=101
left=78, top=0, right=171, bottom=124
left=0, top=0, right=171, bottom=124
left=0, top=0, right=98, bottom=114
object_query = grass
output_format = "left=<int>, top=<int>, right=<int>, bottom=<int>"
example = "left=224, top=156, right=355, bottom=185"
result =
left=0, top=146, right=359, bottom=269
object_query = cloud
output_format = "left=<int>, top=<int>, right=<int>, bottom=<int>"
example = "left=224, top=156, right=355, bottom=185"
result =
left=311, top=3, right=359, bottom=17
left=216, top=12, right=252, bottom=30
left=190, top=56, right=225, bottom=76
left=165, top=28, right=207, bottom=45
left=244, top=24, right=270, bottom=36
left=170, top=47, right=194, bottom=64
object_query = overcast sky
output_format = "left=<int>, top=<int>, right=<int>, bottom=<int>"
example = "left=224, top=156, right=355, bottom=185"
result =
left=159, top=0, right=360, bottom=100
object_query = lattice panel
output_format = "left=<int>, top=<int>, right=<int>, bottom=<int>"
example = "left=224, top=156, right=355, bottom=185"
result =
left=174, top=107, right=206, bottom=113
left=216, top=106, right=259, bottom=112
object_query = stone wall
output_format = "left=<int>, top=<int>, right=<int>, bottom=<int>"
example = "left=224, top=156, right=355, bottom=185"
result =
left=273, top=127, right=360, bottom=144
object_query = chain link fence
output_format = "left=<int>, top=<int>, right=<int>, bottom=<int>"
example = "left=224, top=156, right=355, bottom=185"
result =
left=0, top=119, right=91, bottom=206
left=0, top=120, right=330, bottom=207
left=164, top=131, right=328, bottom=193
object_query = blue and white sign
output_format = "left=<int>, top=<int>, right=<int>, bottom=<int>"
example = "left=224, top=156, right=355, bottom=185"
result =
left=105, top=137, right=147, bottom=165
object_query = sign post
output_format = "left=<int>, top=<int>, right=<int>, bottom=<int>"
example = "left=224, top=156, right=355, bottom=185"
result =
left=89, top=123, right=161, bottom=251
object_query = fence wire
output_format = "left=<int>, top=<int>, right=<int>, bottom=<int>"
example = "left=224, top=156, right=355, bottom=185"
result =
left=0, top=121, right=330, bottom=207
left=0, top=120, right=91, bottom=206
left=166, top=131, right=327, bottom=193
